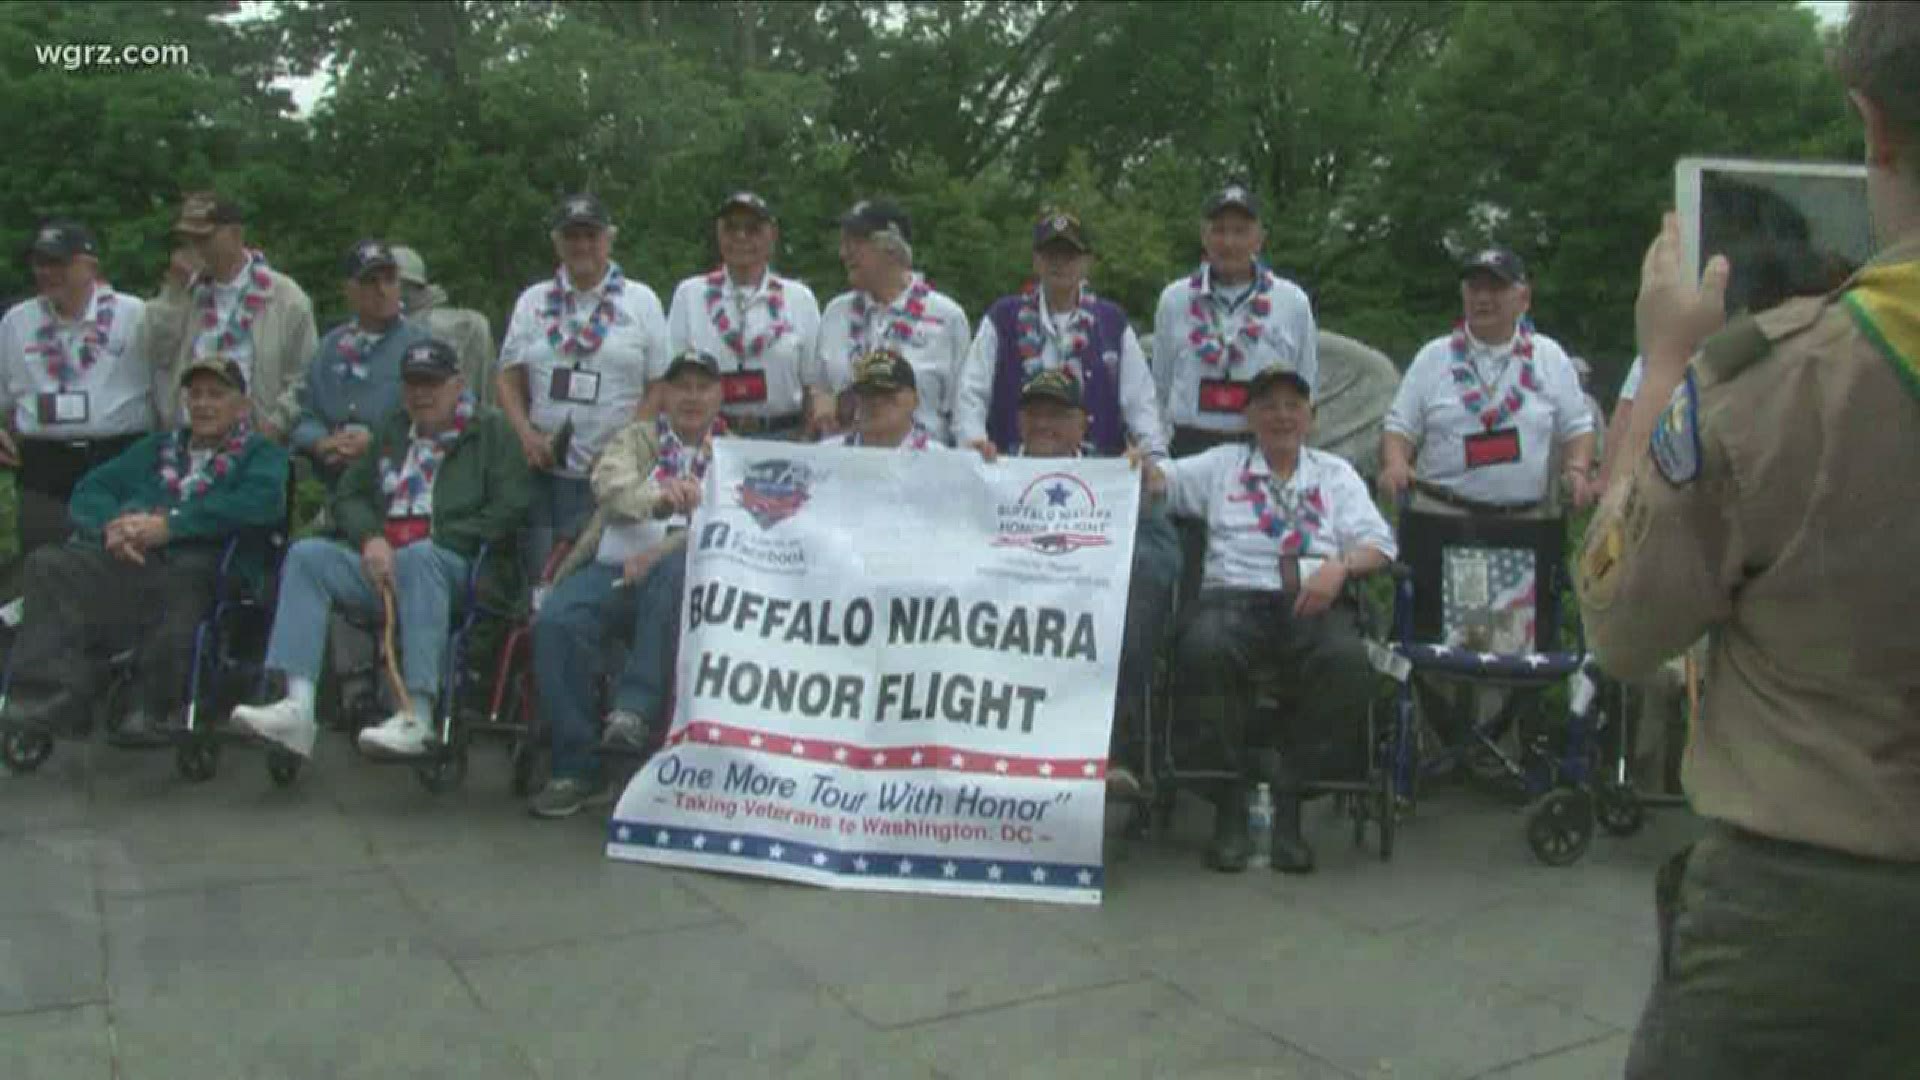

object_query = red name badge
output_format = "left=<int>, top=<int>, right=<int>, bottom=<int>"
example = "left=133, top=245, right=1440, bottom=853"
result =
left=721, top=370, right=768, bottom=405
left=1463, top=427, right=1522, bottom=469
left=383, top=517, right=432, bottom=549
left=1198, top=378, right=1250, bottom=414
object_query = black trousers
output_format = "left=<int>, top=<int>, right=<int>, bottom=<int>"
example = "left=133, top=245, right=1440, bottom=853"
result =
left=5, top=434, right=145, bottom=593
left=8, top=542, right=222, bottom=727
left=1172, top=590, right=1374, bottom=791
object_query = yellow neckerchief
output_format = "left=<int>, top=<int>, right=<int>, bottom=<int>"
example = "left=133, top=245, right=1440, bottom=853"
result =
left=1843, top=257, right=1920, bottom=403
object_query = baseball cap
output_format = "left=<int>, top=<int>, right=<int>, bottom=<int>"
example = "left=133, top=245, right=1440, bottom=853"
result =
left=716, top=191, right=775, bottom=223
left=849, top=349, right=917, bottom=393
left=400, top=339, right=461, bottom=382
left=1247, top=364, right=1313, bottom=403
left=1459, top=246, right=1528, bottom=285
left=839, top=199, right=912, bottom=243
left=27, top=219, right=97, bottom=261
left=551, top=193, right=612, bottom=231
left=342, top=239, right=398, bottom=280
left=1019, top=368, right=1083, bottom=408
left=174, top=191, right=245, bottom=236
left=663, top=350, right=722, bottom=380
left=391, top=245, right=429, bottom=287
left=1204, top=183, right=1260, bottom=219
left=178, top=354, right=247, bottom=393
left=1032, top=212, right=1090, bottom=253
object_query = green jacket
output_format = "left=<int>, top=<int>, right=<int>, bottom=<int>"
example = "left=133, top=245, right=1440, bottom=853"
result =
left=331, top=404, right=532, bottom=616
left=68, top=429, right=290, bottom=594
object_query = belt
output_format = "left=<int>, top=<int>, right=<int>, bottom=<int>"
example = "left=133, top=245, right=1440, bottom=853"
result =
left=1170, top=425, right=1251, bottom=457
left=1413, top=481, right=1541, bottom=517
left=1196, top=588, right=1287, bottom=611
left=725, top=412, right=805, bottom=437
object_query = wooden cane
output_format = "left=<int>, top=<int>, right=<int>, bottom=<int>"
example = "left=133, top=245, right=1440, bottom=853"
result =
left=380, top=580, right=414, bottom=719
left=1683, top=650, right=1701, bottom=723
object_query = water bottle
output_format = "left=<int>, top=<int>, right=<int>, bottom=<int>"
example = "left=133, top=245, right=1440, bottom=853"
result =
left=1247, top=782, right=1275, bottom=869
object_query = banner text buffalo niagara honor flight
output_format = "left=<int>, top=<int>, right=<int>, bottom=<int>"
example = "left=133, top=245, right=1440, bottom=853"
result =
left=685, top=582, right=1101, bottom=735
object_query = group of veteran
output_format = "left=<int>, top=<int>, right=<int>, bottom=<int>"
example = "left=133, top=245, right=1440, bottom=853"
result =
left=3, top=177, right=1576, bottom=876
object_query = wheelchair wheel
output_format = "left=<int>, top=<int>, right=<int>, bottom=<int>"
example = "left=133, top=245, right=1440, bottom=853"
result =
left=414, top=742, right=469, bottom=795
left=2, top=727, right=54, bottom=773
left=1595, top=782, right=1645, bottom=837
left=1525, top=788, right=1594, bottom=867
left=175, top=738, right=220, bottom=783
left=265, top=750, right=303, bottom=788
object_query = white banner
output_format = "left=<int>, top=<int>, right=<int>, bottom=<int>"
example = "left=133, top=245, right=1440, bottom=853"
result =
left=607, top=440, right=1139, bottom=905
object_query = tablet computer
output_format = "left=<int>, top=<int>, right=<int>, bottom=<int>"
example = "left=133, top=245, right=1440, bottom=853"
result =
left=1675, top=156, right=1872, bottom=315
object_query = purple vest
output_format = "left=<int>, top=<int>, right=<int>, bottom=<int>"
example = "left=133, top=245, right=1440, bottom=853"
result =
left=985, top=294, right=1129, bottom=455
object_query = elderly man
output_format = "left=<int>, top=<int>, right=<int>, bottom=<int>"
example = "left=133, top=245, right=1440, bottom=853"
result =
left=0, top=356, right=286, bottom=745
left=528, top=349, right=730, bottom=818
left=142, top=192, right=317, bottom=438
left=663, top=192, right=821, bottom=439
left=823, top=350, right=939, bottom=450
left=956, top=212, right=1167, bottom=461
left=497, top=193, right=668, bottom=581
left=1140, top=363, right=1394, bottom=874
left=0, top=219, right=154, bottom=563
left=284, top=241, right=428, bottom=490
left=982, top=369, right=1180, bottom=796
left=806, top=200, right=970, bottom=442
left=233, top=340, right=530, bottom=760
left=392, top=245, right=494, bottom=404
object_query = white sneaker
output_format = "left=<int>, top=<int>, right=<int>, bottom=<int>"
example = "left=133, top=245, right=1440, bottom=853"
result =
left=231, top=698, right=318, bottom=758
left=357, top=712, right=433, bottom=757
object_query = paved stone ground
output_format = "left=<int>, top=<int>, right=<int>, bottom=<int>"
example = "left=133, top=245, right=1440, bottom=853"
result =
left=1, top=736, right=1696, bottom=1080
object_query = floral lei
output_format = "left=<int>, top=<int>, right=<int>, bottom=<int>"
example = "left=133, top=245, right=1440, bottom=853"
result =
left=650, top=412, right=729, bottom=484
left=33, top=287, right=115, bottom=388
left=1237, top=452, right=1325, bottom=556
left=380, top=391, right=475, bottom=510
left=541, top=264, right=625, bottom=359
left=704, top=270, right=789, bottom=364
left=333, top=325, right=383, bottom=382
left=847, top=276, right=932, bottom=359
left=1448, top=316, right=1541, bottom=431
left=158, top=418, right=253, bottom=502
left=1187, top=266, right=1274, bottom=368
left=195, top=250, right=273, bottom=354
left=1014, top=280, right=1098, bottom=380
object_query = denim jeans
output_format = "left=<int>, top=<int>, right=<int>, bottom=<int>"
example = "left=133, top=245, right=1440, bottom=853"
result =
left=524, top=473, right=595, bottom=585
left=535, top=549, right=687, bottom=781
left=263, top=538, right=470, bottom=697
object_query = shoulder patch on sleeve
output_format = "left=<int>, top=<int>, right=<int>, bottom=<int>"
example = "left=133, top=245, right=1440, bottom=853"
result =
left=1649, top=369, right=1701, bottom=486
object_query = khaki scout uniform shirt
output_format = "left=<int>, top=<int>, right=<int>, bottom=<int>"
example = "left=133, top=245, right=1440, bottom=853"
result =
left=1577, top=235, right=1920, bottom=861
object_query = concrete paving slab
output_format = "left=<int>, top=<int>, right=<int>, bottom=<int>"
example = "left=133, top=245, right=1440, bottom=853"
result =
left=462, top=922, right=910, bottom=1080
left=0, top=907, right=104, bottom=1017
left=0, top=1004, right=113, bottom=1080
left=0, top=829, right=96, bottom=920
left=1477, top=1034, right=1631, bottom=1079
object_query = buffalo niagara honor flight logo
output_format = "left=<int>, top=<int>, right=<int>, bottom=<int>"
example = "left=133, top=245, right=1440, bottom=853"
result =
left=993, top=472, right=1114, bottom=556
left=735, top=459, right=815, bottom=529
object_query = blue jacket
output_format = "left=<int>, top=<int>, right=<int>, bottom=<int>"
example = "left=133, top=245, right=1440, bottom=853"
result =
left=290, top=317, right=430, bottom=479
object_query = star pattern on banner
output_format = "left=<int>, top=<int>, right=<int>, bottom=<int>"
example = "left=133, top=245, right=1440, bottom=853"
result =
left=660, top=722, right=1107, bottom=781
left=609, top=820, right=1103, bottom=892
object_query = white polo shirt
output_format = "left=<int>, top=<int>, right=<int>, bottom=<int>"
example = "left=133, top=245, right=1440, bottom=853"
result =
left=662, top=268, right=821, bottom=422
left=1384, top=326, right=1593, bottom=505
left=806, top=275, right=970, bottom=444
left=0, top=286, right=154, bottom=439
left=820, top=424, right=938, bottom=451
left=1161, top=443, right=1395, bottom=592
left=499, top=265, right=667, bottom=478
left=952, top=289, right=1168, bottom=458
left=1151, top=265, right=1318, bottom=434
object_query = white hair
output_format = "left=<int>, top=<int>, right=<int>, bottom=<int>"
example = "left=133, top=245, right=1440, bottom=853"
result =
left=868, top=227, right=913, bottom=268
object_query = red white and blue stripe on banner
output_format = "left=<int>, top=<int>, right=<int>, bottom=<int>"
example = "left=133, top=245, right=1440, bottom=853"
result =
left=608, top=819, right=1104, bottom=894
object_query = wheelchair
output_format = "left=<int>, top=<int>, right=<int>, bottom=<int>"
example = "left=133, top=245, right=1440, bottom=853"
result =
left=0, top=523, right=301, bottom=787
left=322, top=541, right=535, bottom=795
left=1125, top=576, right=1401, bottom=862
left=1383, top=501, right=1603, bottom=866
